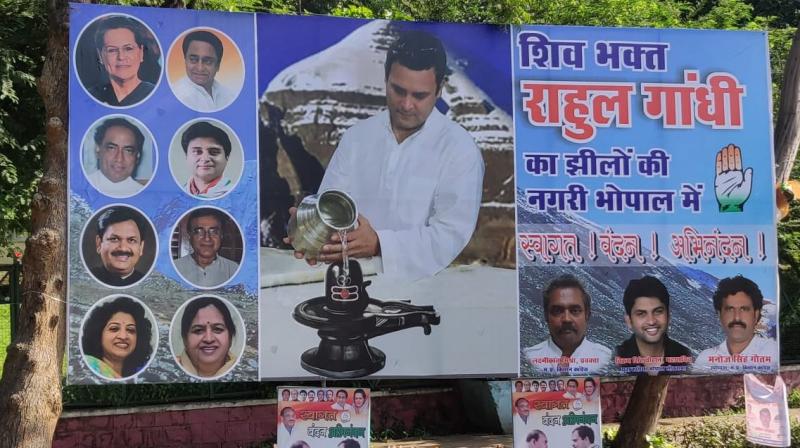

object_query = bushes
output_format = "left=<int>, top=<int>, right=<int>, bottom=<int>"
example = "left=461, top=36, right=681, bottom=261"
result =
left=604, top=416, right=800, bottom=447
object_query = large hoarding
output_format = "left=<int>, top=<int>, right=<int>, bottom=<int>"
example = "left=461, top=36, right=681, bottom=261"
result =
left=256, top=15, right=518, bottom=379
left=514, top=26, right=779, bottom=377
left=68, top=4, right=259, bottom=383
left=66, top=3, right=778, bottom=384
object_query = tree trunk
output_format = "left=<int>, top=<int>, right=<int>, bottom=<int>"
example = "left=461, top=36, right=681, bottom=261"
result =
left=775, top=27, right=800, bottom=184
left=0, top=0, right=70, bottom=446
left=613, top=375, right=671, bottom=448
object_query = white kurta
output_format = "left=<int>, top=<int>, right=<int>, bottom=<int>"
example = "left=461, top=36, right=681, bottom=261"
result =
left=172, top=76, right=237, bottom=112
left=523, top=337, right=613, bottom=376
left=87, top=170, right=144, bottom=197
left=174, top=254, right=239, bottom=287
left=512, top=412, right=533, bottom=446
left=693, top=334, right=779, bottom=373
left=318, top=109, right=484, bottom=282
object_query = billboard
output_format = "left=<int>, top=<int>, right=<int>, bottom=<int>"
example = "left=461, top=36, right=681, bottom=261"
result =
left=68, top=5, right=259, bottom=383
left=66, top=4, right=778, bottom=384
left=513, top=26, right=779, bottom=377
left=256, top=15, right=518, bottom=379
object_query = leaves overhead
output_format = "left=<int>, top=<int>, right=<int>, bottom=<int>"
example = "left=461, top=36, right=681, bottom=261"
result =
left=0, top=0, right=46, bottom=246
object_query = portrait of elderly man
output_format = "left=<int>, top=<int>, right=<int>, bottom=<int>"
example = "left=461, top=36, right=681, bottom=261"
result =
left=615, top=275, right=691, bottom=375
left=277, top=406, right=298, bottom=445
left=87, top=16, right=157, bottom=107
left=174, top=208, right=239, bottom=287
left=512, top=397, right=533, bottom=443
left=172, top=29, right=237, bottom=112
left=89, top=207, right=149, bottom=287
left=288, top=29, right=484, bottom=282
left=522, top=275, right=612, bottom=375
left=86, top=117, right=147, bottom=197
left=694, top=275, right=779, bottom=372
left=180, top=121, right=237, bottom=199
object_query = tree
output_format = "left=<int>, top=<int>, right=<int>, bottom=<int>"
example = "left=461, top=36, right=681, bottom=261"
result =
left=0, top=0, right=69, bottom=445
left=775, top=27, right=800, bottom=185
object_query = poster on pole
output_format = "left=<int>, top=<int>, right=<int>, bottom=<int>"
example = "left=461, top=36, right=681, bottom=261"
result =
left=512, top=377, right=602, bottom=447
left=513, top=26, right=779, bottom=377
left=744, top=374, right=791, bottom=447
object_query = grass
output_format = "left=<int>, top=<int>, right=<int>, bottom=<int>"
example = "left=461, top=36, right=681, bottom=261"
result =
left=0, top=304, right=10, bottom=376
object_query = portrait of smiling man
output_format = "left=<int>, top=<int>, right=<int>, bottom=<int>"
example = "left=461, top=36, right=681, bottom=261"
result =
left=522, top=274, right=611, bottom=375
left=172, top=29, right=237, bottom=112
left=180, top=121, right=237, bottom=199
left=90, top=207, right=149, bottom=287
left=86, top=117, right=147, bottom=197
left=694, top=275, right=779, bottom=372
left=615, top=275, right=691, bottom=375
left=174, top=208, right=239, bottom=288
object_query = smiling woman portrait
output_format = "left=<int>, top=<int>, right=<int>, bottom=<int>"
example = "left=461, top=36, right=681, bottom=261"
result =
left=76, top=14, right=162, bottom=107
left=81, top=295, right=155, bottom=380
left=173, top=296, right=243, bottom=379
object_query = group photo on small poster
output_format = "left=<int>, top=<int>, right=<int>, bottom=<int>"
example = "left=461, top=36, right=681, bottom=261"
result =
left=512, top=377, right=602, bottom=448
left=277, top=387, right=370, bottom=448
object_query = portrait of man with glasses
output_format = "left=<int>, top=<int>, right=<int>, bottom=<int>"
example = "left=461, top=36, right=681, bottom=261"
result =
left=174, top=208, right=240, bottom=288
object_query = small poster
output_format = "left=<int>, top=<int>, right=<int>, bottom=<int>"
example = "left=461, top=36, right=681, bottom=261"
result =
left=512, top=377, right=602, bottom=448
left=277, top=387, right=370, bottom=448
left=744, top=374, right=791, bottom=447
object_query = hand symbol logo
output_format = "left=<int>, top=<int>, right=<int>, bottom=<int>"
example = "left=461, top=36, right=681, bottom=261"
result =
left=715, top=144, right=752, bottom=212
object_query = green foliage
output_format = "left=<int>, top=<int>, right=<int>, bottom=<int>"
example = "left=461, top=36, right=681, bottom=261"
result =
left=331, top=3, right=377, bottom=18
left=100, top=0, right=265, bottom=11
left=602, top=426, right=619, bottom=444
left=789, top=387, right=800, bottom=408
left=0, top=0, right=47, bottom=246
left=645, top=433, right=678, bottom=448
left=62, top=381, right=277, bottom=407
left=523, top=0, right=684, bottom=27
left=661, top=420, right=749, bottom=448
left=0, top=304, right=9, bottom=377
left=606, top=417, right=800, bottom=447
left=687, top=0, right=757, bottom=29
left=603, top=426, right=678, bottom=448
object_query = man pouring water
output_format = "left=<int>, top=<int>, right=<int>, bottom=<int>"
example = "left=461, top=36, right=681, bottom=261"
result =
left=286, top=29, right=484, bottom=282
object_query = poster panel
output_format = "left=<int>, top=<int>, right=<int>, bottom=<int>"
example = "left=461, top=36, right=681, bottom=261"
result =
left=277, top=387, right=370, bottom=448
left=744, top=374, right=791, bottom=447
left=512, top=377, right=602, bottom=447
left=67, top=4, right=259, bottom=383
left=257, top=15, right=518, bottom=379
left=513, top=26, right=779, bottom=377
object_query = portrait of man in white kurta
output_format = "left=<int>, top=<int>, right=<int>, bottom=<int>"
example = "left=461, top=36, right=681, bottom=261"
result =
left=288, top=29, right=485, bottom=282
